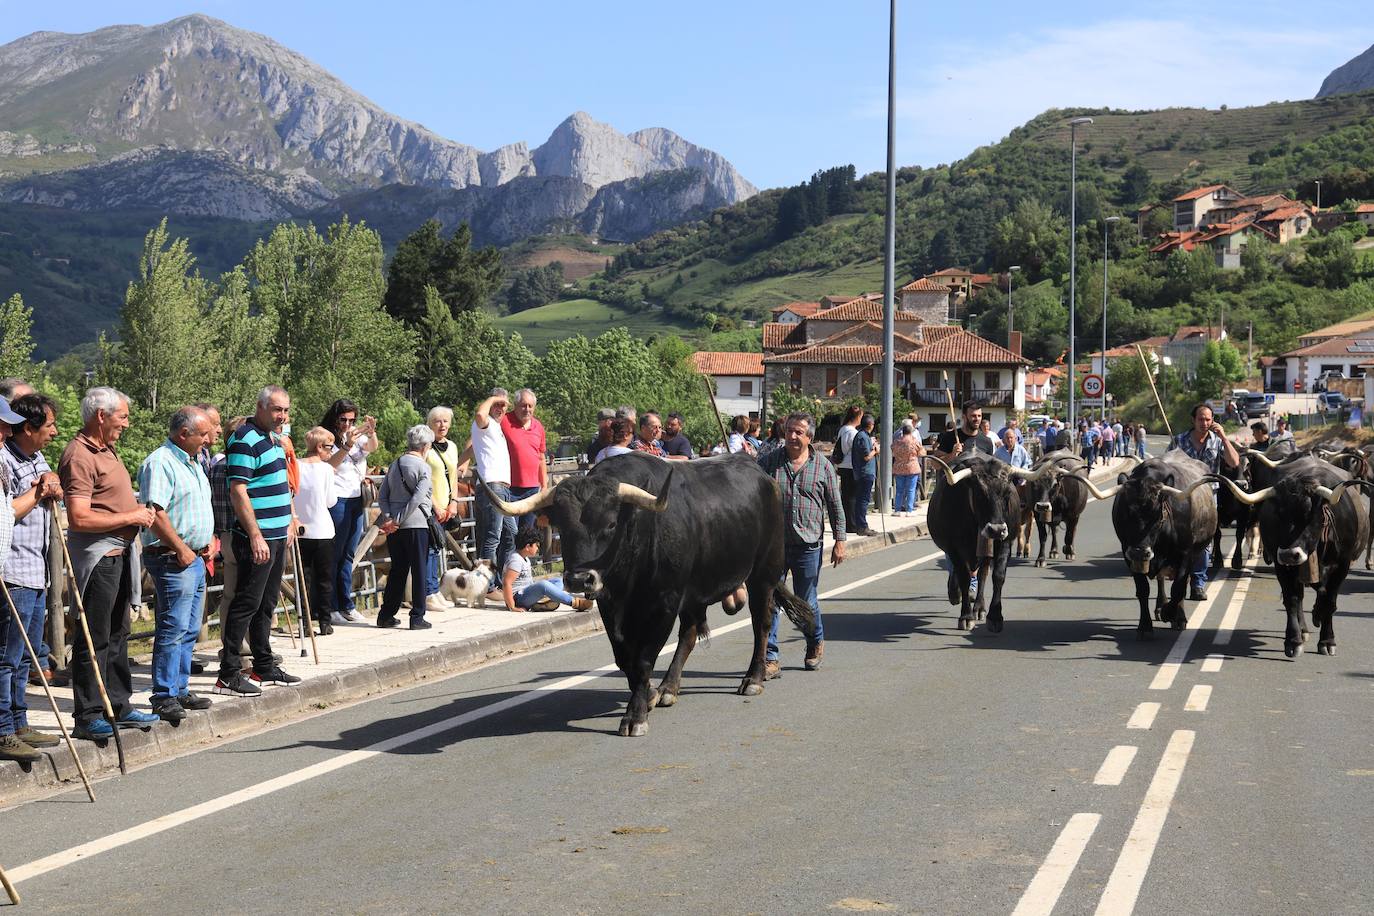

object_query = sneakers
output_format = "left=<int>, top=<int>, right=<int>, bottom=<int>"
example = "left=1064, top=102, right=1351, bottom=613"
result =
left=252, top=667, right=302, bottom=686
left=177, top=691, right=213, bottom=710
left=152, top=697, right=186, bottom=723
left=342, top=609, right=366, bottom=623
left=14, top=726, right=60, bottom=748
left=425, top=594, right=450, bottom=613
left=1188, top=584, right=1207, bottom=601
left=330, top=611, right=348, bottom=625
left=409, top=619, right=433, bottom=630
left=117, top=710, right=160, bottom=729
left=73, top=718, right=115, bottom=741
left=764, top=659, right=782, bottom=680
left=0, top=734, right=42, bottom=762
left=533, top=596, right=561, bottom=612
left=804, top=640, right=825, bottom=671
left=376, top=614, right=400, bottom=628
left=214, top=672, right=263, bottom=697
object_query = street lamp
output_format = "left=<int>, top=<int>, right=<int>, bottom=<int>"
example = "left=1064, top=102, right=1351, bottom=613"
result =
left=1068, top=116, right=1093, bottom=429
left=1007, top=265, right=1021, bottom=349
left=1101, top=216, right=1121, bottom=421
left=1315, top=179, right=1322, bottom=211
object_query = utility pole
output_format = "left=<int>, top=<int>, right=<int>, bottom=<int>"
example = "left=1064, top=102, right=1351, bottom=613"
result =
left=1007, top=265, right=1021, bottom=348
left=1068, top=116, right=1093, bottom=430
left=878, top=0, right=897, bottom=513
left=1247, top=321, right=1253, bottom=377
left=1101, top=215, right=1120, bottom=421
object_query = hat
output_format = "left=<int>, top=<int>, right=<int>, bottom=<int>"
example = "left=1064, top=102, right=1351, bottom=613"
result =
left=596, top=407, right=616, bottom=421
left=0, top=398, right=22, bottom=425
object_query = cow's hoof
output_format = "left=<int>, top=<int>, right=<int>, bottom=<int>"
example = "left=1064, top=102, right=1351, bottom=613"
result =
left=647, top=689, right=660, bottom=708
left=738, top=680, right=763, bottom=696
left=1318, top=642, right=1336, bottom=656
left=1284, top=642, right=1301, bottom=658
left=946, top=583, right=960, bottom=605
left=1035, top=558, right=1045, bottom=568
left=987, top=618, right=1004, bottom=634
left=1170, top=615, right=1186, bottom=631
left=1230, top=556, right=1243, bottom=571
left=657, top=690, right=678, bottom=707
left=957, top=616, right=972, bottom=631
left=1049, top=550, right=1059, bottom=559
left=618, top=718, right=648, bottom=737
left=1064, top=549, right=1075, bottom=560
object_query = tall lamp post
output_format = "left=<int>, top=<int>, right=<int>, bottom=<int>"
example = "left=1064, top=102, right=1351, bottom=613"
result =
left=878, top=0, right=897, bottom=513
left=1007, top=265, right=1021, bottom=348
left=1315, top=179, right=1322, bottom=211
left=1067, top=116, right=1093, bottom=429
left=1101, top=215, right=1120, bottom=421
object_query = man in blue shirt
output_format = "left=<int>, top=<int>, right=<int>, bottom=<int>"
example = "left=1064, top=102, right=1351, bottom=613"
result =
left=850, top=414, right=880, bottom=536
left=996, top=416, right=1024, bottom=445
left=994, top=428, right=1032, bottom=469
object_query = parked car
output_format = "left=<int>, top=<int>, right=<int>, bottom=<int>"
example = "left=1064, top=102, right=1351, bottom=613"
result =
left=1024, top=414, right=1055, bottom=432
left=1319, top=391, right=1348, bottom=411
left=1242, top=392, right=1269, bottom=416
left=1312, top=370, right=1344, bottom=392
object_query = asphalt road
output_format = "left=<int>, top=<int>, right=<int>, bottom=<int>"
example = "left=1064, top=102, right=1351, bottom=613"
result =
left=5, top=479, right=1373, bottom=915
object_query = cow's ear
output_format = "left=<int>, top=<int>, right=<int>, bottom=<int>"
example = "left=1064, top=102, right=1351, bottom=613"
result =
left=1117, top=473, right=1127, bottom=486
left=1164, top=473, right=1175, bottom=488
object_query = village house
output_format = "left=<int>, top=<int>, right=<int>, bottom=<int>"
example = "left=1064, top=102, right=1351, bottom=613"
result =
left=1172, top=184, right=1243, bottom=231
left=1024, top=366, right=1062, bottom=411
left=1264, top=316, right=1374, bottom=393
left=1356, top=203, right=1374, bottom=228
left=690, top=351, right=764, bottom=418
left=761, top=291, right=1029, bottom=431
left=1154, top=187, right=1315, bottom=267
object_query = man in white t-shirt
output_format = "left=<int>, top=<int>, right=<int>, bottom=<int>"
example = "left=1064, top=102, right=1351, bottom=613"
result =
left=833, top=406, right=861, bottom=534
left=460, top=388, right=516, bottom=570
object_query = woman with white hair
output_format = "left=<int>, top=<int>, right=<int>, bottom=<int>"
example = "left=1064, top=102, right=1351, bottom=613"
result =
left=891, top=420, right=925, bottom=516
left=422, top=405, right=462, bottom=612
left=375, top=425, right=435, bottom=630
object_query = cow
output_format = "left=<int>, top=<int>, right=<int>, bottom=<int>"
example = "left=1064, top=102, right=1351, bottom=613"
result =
left=926, top=452, right=1044, bottom=633
left=1083, top=450, right=1217, bottom=638
left=1024, top=449, right=1121, bottom=567
left=476, top=452, right=815, bottom=737
left=1316, top=445, right=1374, bottom=569
left=1212, top=445, right=1251, bottom=570
left=1210, top=455, right=1372, bottom=657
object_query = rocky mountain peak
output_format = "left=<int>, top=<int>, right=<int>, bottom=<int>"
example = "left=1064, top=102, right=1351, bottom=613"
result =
left=1317, top=43, right=1374, bottom=98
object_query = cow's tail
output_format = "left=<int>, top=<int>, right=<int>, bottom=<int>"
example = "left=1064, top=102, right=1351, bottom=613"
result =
left=774, top=583, right=818, bottom=641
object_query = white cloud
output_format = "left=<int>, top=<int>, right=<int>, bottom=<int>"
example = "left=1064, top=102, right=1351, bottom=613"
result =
left=869, top=18, right=1366, bottom=168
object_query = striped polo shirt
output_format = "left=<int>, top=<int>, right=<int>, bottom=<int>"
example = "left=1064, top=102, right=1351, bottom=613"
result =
left=225, top=420, right=292, bottom=540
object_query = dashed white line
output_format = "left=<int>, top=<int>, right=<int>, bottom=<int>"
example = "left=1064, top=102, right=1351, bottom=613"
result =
left=1184, top=685, right=1212, bottom=712
left=1210, top=565, right=1255, bottom=647
left=1147, top=569, right=1230, bottom=691
left=1200, top=653, right=1225, bottom=673
left=1011, top=813, right=1102, bottom=916
left=1094, top=745, right=1138, bottom=785
left=1095, top=730, right=1197, bottom=915
left=1126, top=702, right=1160, bottom=730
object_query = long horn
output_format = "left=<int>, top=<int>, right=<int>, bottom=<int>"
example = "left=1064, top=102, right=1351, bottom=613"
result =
left=1160, top=477, right=1222, bottom=500
left=1206, top=474, right=1275, bottom=507
left=1008, top=461, right=1057, bottom=481
left=616, top=480, right=669, bottom=512
left=1246, top=449, right=1281, bottom=469
left=1314, top=447, right=1340, bottom=458
left=1079, top=476, right=1120, bottom=500
left=1123, top=453, right=1146, bottom=466
left=1316, top=478, right=1374, bottom=506
left=925, top=454, right=973, bottom=487
left=474, top=470, right=556, bottom=516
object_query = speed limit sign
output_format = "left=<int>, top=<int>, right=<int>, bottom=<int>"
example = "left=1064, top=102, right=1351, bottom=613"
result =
left=1080, top=374, right=1104, bottom=398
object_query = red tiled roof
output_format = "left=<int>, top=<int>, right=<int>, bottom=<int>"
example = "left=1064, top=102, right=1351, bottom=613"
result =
left=763, top=344, right=884, bottom=365
left=899, top=277, right=948, bottom=292
left=970, top=273, right=997, bottom=286
left=898, top=327, right=1029, bottom=366
left=1171, top=326, right=1223, bottom=342
left=1133, top=336, right=1170, bottom=349
left=927, top=267, right=974, bottom=277
left=691, top=351, right=764, bottom=376
left=920, top=325, right=961, bottom=343
left=1173, top=184, right=1230, bottom=202
left=1257, top=205, right=1310, bottom=223
left=1280, top=335, right=1374, bottom=358
left=769, top=301, right=821, bottom=316
left=1355, top=203, right=1374, bottom=214
left=811, top=299, right=924, bottom=322
left=763, top=322, right=807, bottom=350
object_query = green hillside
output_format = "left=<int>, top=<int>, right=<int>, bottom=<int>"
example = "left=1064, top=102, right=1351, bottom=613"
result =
left=492, top=298, right=696, bottom=352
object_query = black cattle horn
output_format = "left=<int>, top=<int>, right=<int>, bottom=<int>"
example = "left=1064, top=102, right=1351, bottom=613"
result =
left=1007, top=460, right=1058, bottom=481
left=925, top=454, right=973, bottom=487
left=1205, top=474, right=1274, bottom=506
left=474, top=470, right=558, bottom=516
left=1314, top=478, right=1374, bottom=506
left=1160, top=477, right=1220, bottom=500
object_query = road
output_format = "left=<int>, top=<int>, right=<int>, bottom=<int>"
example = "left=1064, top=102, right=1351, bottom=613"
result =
left=4, top=481, right=1373, bottom=914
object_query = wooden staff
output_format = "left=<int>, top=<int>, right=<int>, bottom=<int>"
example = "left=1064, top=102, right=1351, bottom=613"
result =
left=0, top=859, right=18, bottom=905
left=290, top=539, right=320, bottom=664
left=1137, top=345, right=1173, bottom=437
left=702, top=376, right=731, bottom=453
left=940, top=370, right=958, bottom=424
left=0, top=579, right=95, bottom=802
left=54, top=527, right=127, bottom=775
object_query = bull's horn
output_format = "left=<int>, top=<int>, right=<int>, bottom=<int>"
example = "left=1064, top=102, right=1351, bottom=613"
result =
left=616, top=480, right=669, bottom=512
left=1206, top=474, right=1275, bottom=506
left=474, top=471, right=557, bottom=516
left=926, top=455, right=973, bottom=487
left=1161, top=477, right=1221, bottom=500
left=1079, top=477, right=1119, bottom=500
left=1314, top=447, right=1341, bottom=458
left=1008, top=461, right=1056, bottom=481
left=1246, top=449, right=1281, bottom=469
left=1316, top=478, right=1374, bottom=506
left=1121, top=453, right=1145, bottom=467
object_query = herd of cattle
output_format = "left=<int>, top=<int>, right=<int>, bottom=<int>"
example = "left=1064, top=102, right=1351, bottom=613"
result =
left=474, top=439, right=1374, bottom=736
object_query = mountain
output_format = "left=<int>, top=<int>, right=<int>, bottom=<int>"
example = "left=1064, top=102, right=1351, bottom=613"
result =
left=1318, top=44, right=1374, bottom=98
left=0, top=14, right=755, bottom=205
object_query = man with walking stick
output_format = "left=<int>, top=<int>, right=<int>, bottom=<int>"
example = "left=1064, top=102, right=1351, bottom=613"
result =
left=57, top=387, right=160, bottom=740
left=138, top=406, right=216, bottom=722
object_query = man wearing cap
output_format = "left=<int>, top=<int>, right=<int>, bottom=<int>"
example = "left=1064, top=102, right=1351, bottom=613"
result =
left=1270, top=416, right=1293, bottom=444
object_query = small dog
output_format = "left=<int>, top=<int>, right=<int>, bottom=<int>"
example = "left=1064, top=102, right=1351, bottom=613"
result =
left=440, top=561, right=497, bottom=608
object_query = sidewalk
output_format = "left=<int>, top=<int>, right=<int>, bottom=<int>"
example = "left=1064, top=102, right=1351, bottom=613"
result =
left=0, top=454, right=1134, bottom=806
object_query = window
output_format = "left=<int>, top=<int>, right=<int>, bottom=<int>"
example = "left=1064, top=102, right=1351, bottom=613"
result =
left=924, top=370, right=940, bottom=389
left=738, top=379, right=753, bottom=397
left=825, top=368, right=839, bottom=397
left=984, top=371, right=1000, bottom=389
left=861, top=367, right=875, bottom=387
left=789, top=367, right=802, bottom=391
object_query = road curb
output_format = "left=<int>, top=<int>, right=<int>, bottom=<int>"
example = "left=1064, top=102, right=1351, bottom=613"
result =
left=1, top=610, right=606, bottom=807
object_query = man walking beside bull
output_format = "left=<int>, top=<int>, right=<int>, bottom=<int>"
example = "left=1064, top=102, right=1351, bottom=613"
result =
left=1168, top=404, right=1240, bottom=600
left=757, top=412, right=846, bottom=677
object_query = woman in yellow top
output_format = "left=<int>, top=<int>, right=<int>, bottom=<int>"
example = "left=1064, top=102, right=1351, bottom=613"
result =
left=424, top=406, right=463, bottom=611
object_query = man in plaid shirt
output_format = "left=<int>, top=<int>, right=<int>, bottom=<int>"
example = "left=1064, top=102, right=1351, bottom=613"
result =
left=137, top=407, right=216, bottom=722
left=757, top=411, right=846, bottom=677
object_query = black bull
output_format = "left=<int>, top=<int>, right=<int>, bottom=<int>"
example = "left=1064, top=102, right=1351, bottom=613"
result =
left=478, top=453, right=816, bottom=736
left=1210, top=455, right=1373, bottom=658
left=1026, top=449, right=1095, bottom=567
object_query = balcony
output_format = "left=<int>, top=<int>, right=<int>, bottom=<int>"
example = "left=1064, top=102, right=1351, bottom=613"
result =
left=908, top=388, right=1015, bottom=407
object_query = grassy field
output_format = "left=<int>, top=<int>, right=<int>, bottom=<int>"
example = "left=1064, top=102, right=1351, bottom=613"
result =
left=492, top=298, right=697, bottom=352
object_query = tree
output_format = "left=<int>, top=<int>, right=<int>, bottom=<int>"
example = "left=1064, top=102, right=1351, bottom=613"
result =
left=1118, top=164, right=1153, bottom=204
left=775, top=187, right=811, bottom=241
left=0, top=293, right=35, bottom=380
left=200, top=266, right=277, bottom=416
left=1194, top=340, right=1245, bottom=400
left=414, top=285, right=460, bottom=404
left=383, top=219, right=504, bottom=323
left=1240, top=237, right=1273, bottom=284
left=425, top=307, right=534, bottom=421
left=992, top=198, right=1065, bottom=277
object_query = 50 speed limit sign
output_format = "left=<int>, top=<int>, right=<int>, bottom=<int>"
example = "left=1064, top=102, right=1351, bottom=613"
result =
left=1080, top=374, right=1104, bottom=398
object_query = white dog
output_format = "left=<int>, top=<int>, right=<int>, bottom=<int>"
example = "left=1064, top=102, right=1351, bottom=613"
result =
left=440, top=561, right=497, bottom=608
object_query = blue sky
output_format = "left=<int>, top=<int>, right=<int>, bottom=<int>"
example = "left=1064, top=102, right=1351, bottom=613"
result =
left=0, top=1, right=1368, bottom=190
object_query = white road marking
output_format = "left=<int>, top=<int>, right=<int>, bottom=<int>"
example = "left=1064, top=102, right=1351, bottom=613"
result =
left=10, top=546, right=945, bottom=885
left=1200, top=654, right=1225, bottom=673
left=1184, top=685, right=1212, bottom=712
left=1210, top=566, right=1255, bottom=647
left=1148, top=567, right=1232, bottom=691
left=1011, top=812, right=1102, bottom=916
left=1126, top=702, right=1160, bottom=730
left=1094, top=730, right=1197, bottom=916
left=1093, top=745, right=1138, bottom=786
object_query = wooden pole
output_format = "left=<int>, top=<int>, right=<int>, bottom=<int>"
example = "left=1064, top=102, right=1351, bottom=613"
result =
left=1137, top=345, right=1173, bottom=438
left=702, top=376, right=731, bottom=453
left=0, top=860, right=19, bottom=905
left=1, top=579, right=95, bottom=803
left=291, top=540, right=320, bottom=665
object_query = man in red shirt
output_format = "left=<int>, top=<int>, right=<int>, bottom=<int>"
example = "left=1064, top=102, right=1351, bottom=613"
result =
left=501, top=388, right=548, bottom=530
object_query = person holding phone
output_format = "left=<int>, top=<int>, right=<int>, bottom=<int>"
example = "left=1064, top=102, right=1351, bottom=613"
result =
left=1168, top=403, right=1240, bottom=600
left=321, top=399, right=379, bottom=624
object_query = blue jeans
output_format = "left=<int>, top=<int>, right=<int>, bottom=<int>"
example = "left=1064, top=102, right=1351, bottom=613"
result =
left=426, top=546, right=441, bottom=597
left=329, top=495, right=366, bottom=612
left=515, top=577, right=576, bottom=608
left=509, top=485, right=541, bottom=533
left=145, top=555, right=207, bottom=701
left=0, top=585, right=45, bottom=733
left=852, top=474, right=875, bottom=531
left=1137, top=440, right=1146, bottom=458
left=477, top=482, right=517, bottom=570
left=768, top=542, right=823, bottom=660
left=894, top=474, right=919, bottom=512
